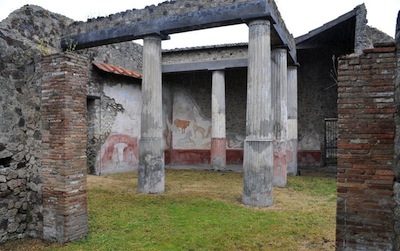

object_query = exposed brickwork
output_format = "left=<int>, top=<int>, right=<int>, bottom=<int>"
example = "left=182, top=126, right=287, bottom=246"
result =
left=40, top=53, right=89, bottom=243
left=336, top=44, right=396, bottom=250
left=393, top=13, right=400, bottom=250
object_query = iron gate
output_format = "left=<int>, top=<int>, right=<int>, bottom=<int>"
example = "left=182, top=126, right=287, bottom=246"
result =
left=324, top=118, right=338, bottom=165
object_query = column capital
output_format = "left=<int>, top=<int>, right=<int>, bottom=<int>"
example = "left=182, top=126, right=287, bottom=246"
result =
left=143, top=33, right=170, bottom=41
left=246, top=18, right=271, bottom=27
left=244, top=16, right=275, bottom=27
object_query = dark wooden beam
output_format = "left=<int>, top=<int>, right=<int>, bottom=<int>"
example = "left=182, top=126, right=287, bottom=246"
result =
left=61, top=0, right=297, bottom=64
left=61, top=0, right=271, bottom=50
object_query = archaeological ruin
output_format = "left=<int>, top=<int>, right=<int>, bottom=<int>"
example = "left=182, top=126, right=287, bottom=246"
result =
left=0, top=0, right=399, bottom=249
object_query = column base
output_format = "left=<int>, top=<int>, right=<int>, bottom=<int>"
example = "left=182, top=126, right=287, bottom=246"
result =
left=242, top=139, right=274, bottom=207
left=211, top=138, right=226, bottom=170
left=138, top=137, right=165, bottom=194
left=273, top=140, right=288, bottom=187
left=287, top=139, right=298, bottom=175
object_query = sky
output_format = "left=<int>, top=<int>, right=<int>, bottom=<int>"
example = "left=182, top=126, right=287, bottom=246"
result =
left=0, top=0, right=399, bottom=49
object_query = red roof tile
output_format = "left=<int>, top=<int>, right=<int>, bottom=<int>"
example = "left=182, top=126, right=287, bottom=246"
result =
left=92, top=61, right=142, bottom=79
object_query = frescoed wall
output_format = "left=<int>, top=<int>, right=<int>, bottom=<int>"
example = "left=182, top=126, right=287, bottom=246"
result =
left=172, top=90, right=211, bottom=150
left=87, top=70, right=143, bottom=175
left=96, top=83, right=142, bottom=174
left=164, top=70, right=247, bottom=165
left=87, top=69, right=248, bottom=171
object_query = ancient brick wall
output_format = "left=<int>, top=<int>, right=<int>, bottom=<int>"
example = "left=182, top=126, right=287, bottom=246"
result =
left=336, top=44, right=397, bottom=250
left=393, top=12, right=400, bottom=251
left=40, top=53, right=89, bottom=242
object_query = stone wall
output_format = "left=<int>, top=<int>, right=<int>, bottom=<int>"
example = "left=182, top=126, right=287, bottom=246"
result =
left=0, top=5, right=70, bottom=243
left=336, top=43, right=397, bottom=250
left=0, top=76, right=42, bottom=242
left=0, top=4, right=144, bottom=243
left=297, top=48, right=340, bottom=166
left=163, top=44, right=248, bottom=64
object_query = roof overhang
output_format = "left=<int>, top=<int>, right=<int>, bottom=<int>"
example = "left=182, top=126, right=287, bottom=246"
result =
left=295, top=4, right=366, bottom=51
left=92, top=61, right=142, bottom=79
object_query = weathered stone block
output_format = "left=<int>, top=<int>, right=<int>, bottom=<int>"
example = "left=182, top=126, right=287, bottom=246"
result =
left=7, top=179, right=19, bottom=190
left=7, top=170, right=18, bottom=180
left=7, top=223, right=18, bottom=233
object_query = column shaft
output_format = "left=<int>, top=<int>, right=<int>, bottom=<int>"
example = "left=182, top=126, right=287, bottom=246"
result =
left=211, top=70, right=226, bottom=170
left=243, top=19, right=273, bottom=207
left=272, top=48, right=288, bottom=187
left=287, top=66, right=298, bottom=175
left=138, top=35, right=165, bottom=194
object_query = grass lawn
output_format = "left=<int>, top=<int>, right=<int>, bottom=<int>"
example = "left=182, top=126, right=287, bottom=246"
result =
left=2, top=169, right=336, bottom=251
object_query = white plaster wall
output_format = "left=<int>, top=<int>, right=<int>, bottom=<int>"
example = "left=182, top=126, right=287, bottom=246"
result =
left=103, top=84, right=142, bottom=136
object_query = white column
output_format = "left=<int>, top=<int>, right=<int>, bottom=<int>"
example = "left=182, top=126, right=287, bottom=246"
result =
left=211, top=70, right=226, bottom=170
left=138, top=35, right=165, bottom=194
left=272, top=48, right=288, bottom=187
left=242, top=19, right=274, bottom=207
left=287, top=66, right=298, bottom=175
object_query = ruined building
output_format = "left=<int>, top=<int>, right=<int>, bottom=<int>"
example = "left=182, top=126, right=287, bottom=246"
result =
left=0, top=0, right=399, bottom=250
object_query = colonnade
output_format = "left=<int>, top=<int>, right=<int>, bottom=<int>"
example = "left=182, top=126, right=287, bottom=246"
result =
left=139, top=20, right=298, bottom=207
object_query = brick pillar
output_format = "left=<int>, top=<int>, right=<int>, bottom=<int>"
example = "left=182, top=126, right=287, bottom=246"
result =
left=211, top=70, right=226, bottom=170
left=243, top=19, right=274, bottom=207
left=287, top=66, right=298, bottom=175
left=41, top=53, right=89, bottom=243
left=394, top=13, right=400, bottom=251
left=138, top=35, right=165, bottom=194
left=336, top=44, right=396, bottom=250
left=272, top=48, right=288, bottom=187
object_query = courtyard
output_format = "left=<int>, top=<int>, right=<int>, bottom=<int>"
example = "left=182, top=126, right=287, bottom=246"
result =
left=2, top=168, right=336, bottom=251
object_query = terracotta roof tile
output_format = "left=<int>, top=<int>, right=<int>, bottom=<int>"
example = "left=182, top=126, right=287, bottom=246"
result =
left=92, top=61, right=142, bottom=79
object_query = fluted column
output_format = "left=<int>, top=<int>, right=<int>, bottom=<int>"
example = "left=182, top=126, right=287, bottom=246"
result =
left=242, top=19, right=273, bottom=207
left=211, top=70, right=226, bottom=170
left=272, top=48, right=288, bottom=187
left=287, top=66, right=298, bottom=175
left=138, top=35, right=165, bottom=194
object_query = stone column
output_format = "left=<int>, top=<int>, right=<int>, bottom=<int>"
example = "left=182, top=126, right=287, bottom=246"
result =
left=287, top=66, right=298, bottom=175
left=211, top=70, right=226, bottom=170
left=138, top=35, right=165, bottom=194
left=272, top=48, right=288, bottom=187
left=41, top=53, right=88, bottom=243
left=243, top=19, right=274, bottom=207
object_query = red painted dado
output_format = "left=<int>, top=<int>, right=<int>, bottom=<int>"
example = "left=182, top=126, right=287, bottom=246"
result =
left=226, top=149, right=243, bottom=164
left=98, top=134, right=139, bottom=174
left=273, top=141, right=290, bottom=186
left=211, top=138, right=226, bottom=163
left=297, top=150, right=322, bottom=167
left=168, top=149, right=244, bottom=165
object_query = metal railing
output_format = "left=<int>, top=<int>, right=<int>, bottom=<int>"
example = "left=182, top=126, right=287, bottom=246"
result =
left=324, top=118, right=338, bottom=166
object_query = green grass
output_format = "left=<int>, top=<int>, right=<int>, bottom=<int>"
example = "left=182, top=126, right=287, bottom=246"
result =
left=3, top=170, right=337, bottom=251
